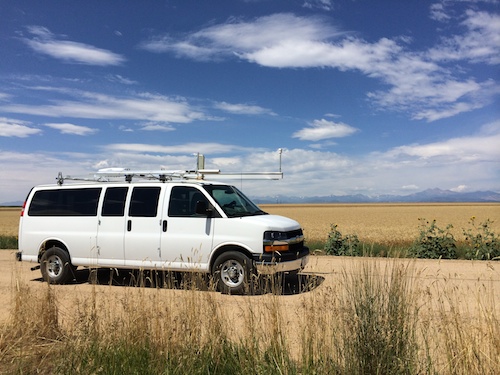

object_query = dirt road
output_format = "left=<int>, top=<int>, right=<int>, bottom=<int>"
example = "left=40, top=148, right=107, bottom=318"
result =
left=2, top=249, right=499, bottom=324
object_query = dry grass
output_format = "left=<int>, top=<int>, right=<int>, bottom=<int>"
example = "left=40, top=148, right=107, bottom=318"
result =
left=1, top=258, right=498, bottom=374
left=262, top=203, right=500, bottom=244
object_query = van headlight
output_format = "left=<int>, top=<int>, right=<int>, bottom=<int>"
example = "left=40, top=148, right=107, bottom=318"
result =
left=263, top=231, right=290, bottom=253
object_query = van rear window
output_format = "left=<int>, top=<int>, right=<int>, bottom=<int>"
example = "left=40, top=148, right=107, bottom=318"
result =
left=28, top=188, right=101, bottom=216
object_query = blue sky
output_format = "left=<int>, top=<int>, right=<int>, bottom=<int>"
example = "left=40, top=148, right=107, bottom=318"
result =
left=1, top=0, right=499, bottom=202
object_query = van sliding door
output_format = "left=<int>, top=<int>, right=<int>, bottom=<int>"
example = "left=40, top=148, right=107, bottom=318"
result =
left=96, top=187, right=129, bottom=266
left=124, top=186, right=164, bottom=268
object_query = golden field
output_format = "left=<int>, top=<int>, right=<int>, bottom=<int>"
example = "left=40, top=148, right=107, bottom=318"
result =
left=0, top=207, right=20, bottom=236
left=263, top=203, right=500, bottom=244
left=2, top=203, right=500, bottom=244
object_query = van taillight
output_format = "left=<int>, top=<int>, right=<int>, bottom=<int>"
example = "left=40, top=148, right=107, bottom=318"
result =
left=20, top=201, right=26, bottom=217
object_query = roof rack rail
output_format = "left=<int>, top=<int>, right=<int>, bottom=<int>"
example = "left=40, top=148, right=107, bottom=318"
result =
left=56, top=153, right=284, bottom=184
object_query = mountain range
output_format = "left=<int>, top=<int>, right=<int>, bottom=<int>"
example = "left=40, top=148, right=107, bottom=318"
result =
left=1, top=188, right=499, bottom=207
left=253, top=188, right=500, bottom=204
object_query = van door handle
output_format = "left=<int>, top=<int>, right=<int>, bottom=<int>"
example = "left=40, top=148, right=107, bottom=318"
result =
left=127, top=220, right=132, bottom=232
left=162, top=220, right=167, bottom=232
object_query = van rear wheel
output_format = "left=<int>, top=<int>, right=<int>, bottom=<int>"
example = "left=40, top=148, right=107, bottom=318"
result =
left=212, top=251, right=254, bottom=295
left=40, top=247, right=74, bottom=284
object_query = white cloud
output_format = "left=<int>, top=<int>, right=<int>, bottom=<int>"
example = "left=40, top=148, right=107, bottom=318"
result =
left=140, top=13, right=343, bottom=60
left=139, top=122, right=176, bottom=132
left=293, top=119, right=359, bottom=141
left=141, top=11, right=499, bottom=122
left=43, top=123, right=98, bottom=136
left=303, top=0, right=334, bottom=11
left=0, top=89, right=206, bottom=124
left=214, top=101, right=275, bottom=115
left=0, top=118, right=41, bottom=137
left=450, top=184, right=468, bottom=192
left=106, top=75, right=138, bottom=85
left=428, top=10, right=500, bottom=65
left=23, top=26, right=125, bottom=66
left=402, top=184, right=420, bottom=190
left=381, top=125, right=500, bottom=163
left=429, top=2, right=450, bottom=22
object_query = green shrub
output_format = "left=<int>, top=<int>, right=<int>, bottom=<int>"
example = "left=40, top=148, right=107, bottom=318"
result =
left=463, top=217, right=500, bottom=260
left=409, top=219, right=457, bottom=259
left=324, top=224, right=361, bottom=256
left=0, top=235, right=17, bottom=249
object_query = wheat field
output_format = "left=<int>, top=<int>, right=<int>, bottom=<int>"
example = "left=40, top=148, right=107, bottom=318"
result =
left=262, top=203, right=500, bottom=244
left=2, top=203, right=500, bottom=244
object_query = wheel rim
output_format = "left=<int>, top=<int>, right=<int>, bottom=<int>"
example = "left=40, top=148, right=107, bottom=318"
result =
left=220, top=259, right=244, bottom=288
left=46, top=254, right=63, bottom=278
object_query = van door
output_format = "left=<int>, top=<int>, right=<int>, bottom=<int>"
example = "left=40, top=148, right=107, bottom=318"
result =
left=96, top=186, right=129, bottom=266
left=124, top=186, right=164, bottom=268
left=160, top=186, right=215, bottom=271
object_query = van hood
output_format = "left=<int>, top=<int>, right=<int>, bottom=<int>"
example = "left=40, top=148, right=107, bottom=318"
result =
left=239, top=214, right=301, bottom=231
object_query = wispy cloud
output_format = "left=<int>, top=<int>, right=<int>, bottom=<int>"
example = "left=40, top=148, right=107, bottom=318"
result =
left=106, top=75, right=138, bottom=85
left=139, top=122, right=176, bottom=132
left=141, top=11, right=499, bottom=122
left=0, top=88, right=207, bottom=124
left=293, top=119, right=359, bottom=141
left=428, top=10, right=500, bottom=65
left=23, top=26, right=125, bottom=66
left=214, top=101, right=275, bottom=115
left=43, top=122, right=98, bottom=136
left=302, top=0, right=334, bottom=11
left=0, top=118, right=41, bottom=137
left=381, top=120, right=500, bottom=163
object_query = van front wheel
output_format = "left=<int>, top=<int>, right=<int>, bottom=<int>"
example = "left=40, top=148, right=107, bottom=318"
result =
left=40, top=247, right=73, bottom=284
left=212, top=251, right=254, bottom=295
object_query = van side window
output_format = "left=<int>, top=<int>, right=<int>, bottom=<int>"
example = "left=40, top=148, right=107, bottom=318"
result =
left=28, top=188, right=101, bottom=216
left=168, top=186, right=209, bottom=217
left=129, top=187, right=160, bottom=217
left=102, top=187, right=128, bottom=216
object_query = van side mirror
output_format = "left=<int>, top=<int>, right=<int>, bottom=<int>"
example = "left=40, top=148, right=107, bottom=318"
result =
left=195, top=201, right=212, bottom=216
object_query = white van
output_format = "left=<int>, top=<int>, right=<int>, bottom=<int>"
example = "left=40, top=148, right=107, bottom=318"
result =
left=17, top=174, right=309, bottom=294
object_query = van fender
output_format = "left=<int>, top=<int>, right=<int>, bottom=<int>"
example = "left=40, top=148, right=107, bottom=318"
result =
left=208, top=242, right=255, bottom=272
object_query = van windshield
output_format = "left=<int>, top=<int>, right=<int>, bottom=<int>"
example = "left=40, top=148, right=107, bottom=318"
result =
left=203, top=185, right=268, bottom=218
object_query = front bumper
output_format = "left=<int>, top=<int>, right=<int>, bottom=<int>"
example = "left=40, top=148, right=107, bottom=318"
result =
left=253, top=247, right=310, bottom=275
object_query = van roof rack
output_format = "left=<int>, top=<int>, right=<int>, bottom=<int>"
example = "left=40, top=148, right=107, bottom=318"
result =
left=57, top=169, right=283, bottom=184
left=56, top=152, right=284, bottom=185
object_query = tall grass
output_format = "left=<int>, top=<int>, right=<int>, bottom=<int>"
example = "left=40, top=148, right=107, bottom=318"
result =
left=337, top=261, right=421, bottom=374
left=1, top=261, right=498, bottom=374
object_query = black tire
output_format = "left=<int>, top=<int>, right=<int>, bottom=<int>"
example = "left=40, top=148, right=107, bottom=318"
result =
left=212, top=251, right=255, bottom=295
left=40, top=247, right=74, bottom=284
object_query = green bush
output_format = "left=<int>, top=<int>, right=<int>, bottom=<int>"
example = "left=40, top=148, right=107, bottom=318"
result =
left=463, top=217, right=500, bottom=260
left=0, top=235, right=17, bottom=249
left=409, top=219, right=457, bottom=259
left=324, top=224, right=362, bottom=256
